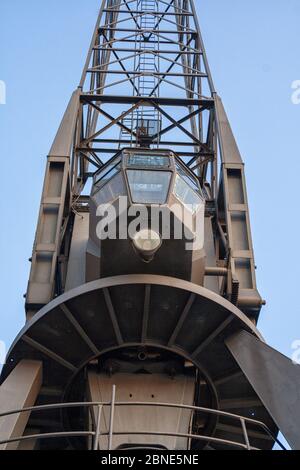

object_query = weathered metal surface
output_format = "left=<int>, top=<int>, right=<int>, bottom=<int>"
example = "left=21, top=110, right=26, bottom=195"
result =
left=88, top=372, right=195, bottom=450
left=49, top=89, right=81, bottom=157
left=25, top=91, right=81, bottom=319
left=226, top=331, right=300, bottom=450
left=0, top=360, right=42, bottom=450
left=216, top=96, right=262, bottom=318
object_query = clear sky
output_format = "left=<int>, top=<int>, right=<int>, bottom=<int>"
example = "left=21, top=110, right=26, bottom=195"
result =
left=0, top=0, right=299, bottom=374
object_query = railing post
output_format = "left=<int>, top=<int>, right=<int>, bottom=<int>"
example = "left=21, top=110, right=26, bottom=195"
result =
left=108, top=385, right=116, bottom=450
left=240, top=418, right=251, bottom=450
left=93, top=405, right=103, bottom=451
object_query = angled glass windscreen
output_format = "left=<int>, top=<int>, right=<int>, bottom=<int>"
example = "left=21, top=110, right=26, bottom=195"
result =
left=94, top=156, right=122, bottom=188
left=175, top=162, right=200, bottom=192
left=93, top=172, right=127, bottom=205
left=127, top=170, right=172, bottom=204
left=174, top=175, right=203, bottom=214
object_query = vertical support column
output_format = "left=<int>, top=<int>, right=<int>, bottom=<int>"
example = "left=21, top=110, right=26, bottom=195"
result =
left=0, top=360, right=42, bottom=450
left=215, top=95, right=262, bottom=319
left=26, top=156, right=70, bottom=318
left=26, top=90, right=80, bottom=319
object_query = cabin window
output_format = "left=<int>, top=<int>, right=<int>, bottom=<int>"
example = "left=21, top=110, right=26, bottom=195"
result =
left=127, top=170, right=171, bottom=204
left=94, top=157, right=121, bottom=188
left=174, top=175, right=202, bottom=213
left=175, top=162, right=200, bottom=192
left=127, top=154, right=170, bottom=169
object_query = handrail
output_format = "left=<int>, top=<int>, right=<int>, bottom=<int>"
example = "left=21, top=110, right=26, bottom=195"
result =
left=0, top=400, right=277, bottom=428
left=0, top=396, right=286, bottom=450
left=0, top=429, right=257, bottom=450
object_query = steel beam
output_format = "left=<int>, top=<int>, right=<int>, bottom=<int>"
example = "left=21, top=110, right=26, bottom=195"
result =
left=25, top=90, right=81, bottom=319
left=226, top=330, right=300, bottom=450
left=216, top=95, right=262, bottom=317
left=0, top=360, right=42, bottom=450
left=81, top=94, right=214, bottom=107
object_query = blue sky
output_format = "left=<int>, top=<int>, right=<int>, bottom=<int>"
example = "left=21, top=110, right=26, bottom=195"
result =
left=0, top=0, right=299, bottom=369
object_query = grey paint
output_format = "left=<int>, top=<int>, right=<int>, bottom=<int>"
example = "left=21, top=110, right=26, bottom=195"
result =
left=204, top=216, right=219, bottom=293
left=88, top=371, right=195, bottom=450
left=215, top=96, right=243, bottom=165
left=49, top=89, right=81, bottom=157
left=65, top=213, right=89, bottom=291
left=216, top=95, right=262, bottom=316
left=226, top=330, right=300, bottom=450
left=0, top=360, right=42, bottom=450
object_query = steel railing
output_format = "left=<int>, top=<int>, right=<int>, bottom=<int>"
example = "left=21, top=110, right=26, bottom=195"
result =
left=0, top=385, right=286, bottom=450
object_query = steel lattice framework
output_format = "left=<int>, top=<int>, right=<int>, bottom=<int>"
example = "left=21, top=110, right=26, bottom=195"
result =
left=22, top=0, right=264, bottom=322
left=74, top=0, right=217, bottom=195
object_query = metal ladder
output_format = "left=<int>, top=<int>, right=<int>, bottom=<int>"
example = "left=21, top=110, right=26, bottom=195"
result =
left=120, top=0, right=161, bottom=147
left=137, top=0, right=158, bottom=97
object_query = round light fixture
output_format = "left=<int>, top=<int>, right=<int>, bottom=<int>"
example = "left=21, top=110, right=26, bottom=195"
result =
left=132, top=229, right=162, bottom=262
